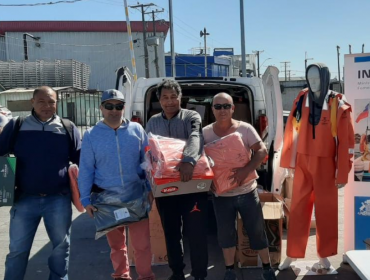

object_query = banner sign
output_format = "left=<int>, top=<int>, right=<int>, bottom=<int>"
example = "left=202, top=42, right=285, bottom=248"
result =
left=344, top=53, right=370, bottom=252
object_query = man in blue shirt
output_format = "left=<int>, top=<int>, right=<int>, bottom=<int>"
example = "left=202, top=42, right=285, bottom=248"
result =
left=78, top=89, right=155, bottom=280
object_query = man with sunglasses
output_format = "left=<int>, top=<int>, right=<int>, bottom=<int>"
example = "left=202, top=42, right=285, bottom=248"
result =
left=145, top=79, right=208, bottom=280
left=78, top=89, right=155, bottom=280
left=203, top=93, right=277, bottom=280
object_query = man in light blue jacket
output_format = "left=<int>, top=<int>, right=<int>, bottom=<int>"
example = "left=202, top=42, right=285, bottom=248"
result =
left=78, top=89, right=155, bottom=280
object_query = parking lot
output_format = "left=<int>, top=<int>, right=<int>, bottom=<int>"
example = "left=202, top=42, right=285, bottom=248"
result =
left=0, top=188, right=362, bottom=280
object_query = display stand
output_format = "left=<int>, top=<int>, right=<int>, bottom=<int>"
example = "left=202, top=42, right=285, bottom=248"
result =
left=289, top=260, right=338, bottom=276
left=344, top=250, right=370, bottom=280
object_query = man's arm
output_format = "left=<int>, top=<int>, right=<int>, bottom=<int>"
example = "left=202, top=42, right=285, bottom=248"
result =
left=139, top=126, right=152, bottom=191
left=145, top=118, right=153, bottom=134
left=182, top=112, right=204, bottom=165
left=138, top=125, right=154, bottom=204
left=77, top=132, right=96, bottom=213
left=70, top=124, right=81, bottom=165
left=179, top=112, right=204, bottom=182
left=229, top=141, right=267, bottom=186
left=0, top=119, right=15, bottom=156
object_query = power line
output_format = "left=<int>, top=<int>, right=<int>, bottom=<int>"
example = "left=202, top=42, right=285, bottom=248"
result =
left=0, top=0, right=85, bottom=6
left=89, top=0, right=123, bottom=6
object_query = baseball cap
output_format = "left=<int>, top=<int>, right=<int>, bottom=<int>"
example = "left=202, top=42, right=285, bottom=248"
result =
left=101, top=89, right=125, bottom=104
left=0, top=114, right=9, bottom=128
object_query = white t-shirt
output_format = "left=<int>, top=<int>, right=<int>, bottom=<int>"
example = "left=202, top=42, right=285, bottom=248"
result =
left=203, top=121, right=262, bottom=197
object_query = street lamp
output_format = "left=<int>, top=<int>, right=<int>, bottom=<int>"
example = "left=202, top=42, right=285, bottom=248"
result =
left=259, top=58, right=271, bottom=75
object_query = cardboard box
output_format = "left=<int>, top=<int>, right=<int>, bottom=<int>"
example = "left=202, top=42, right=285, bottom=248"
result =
left=0, top=156, right=16, bottom=206
left=128, top=201, right=168, bottom=266
left=148, top=170, right=213, bottom=198
left=237, top=192, right=285, bottom=268
left=284, top=198, right=316, bottom=229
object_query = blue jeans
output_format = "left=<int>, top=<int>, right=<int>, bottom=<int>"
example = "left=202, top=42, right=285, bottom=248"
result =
left=4, top=193, right=72, bottom=280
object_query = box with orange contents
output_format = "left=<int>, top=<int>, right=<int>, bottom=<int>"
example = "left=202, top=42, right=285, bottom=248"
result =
left=148, top=168, right=214, bottom=198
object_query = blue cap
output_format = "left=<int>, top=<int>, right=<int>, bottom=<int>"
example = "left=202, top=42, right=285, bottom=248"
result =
left=101, top=89, right=125, bottom=104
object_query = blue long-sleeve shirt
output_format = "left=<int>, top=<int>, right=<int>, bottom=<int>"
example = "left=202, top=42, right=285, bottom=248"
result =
left=78, top=119, right=150, bottom=207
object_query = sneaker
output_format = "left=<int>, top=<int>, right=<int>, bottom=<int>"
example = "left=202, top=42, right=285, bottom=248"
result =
left=224, top=269, right=237, bottom=280
left=261, top=268, right=277, bottom=280
left=167, top=274, right=185, bottom=280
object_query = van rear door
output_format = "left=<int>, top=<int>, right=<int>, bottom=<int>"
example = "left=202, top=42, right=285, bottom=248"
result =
left=115, top=67, right=134, bottom=120
left=262, top=66, right=286, bottom=193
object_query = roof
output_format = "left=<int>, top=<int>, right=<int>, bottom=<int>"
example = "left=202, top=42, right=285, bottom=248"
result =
left=0, top=21, right=169, bottom=36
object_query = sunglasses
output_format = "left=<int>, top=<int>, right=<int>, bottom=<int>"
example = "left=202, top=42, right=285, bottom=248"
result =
left=103, top=103, right=125, bottom=111
left=213, top=103, right=232, bottom=110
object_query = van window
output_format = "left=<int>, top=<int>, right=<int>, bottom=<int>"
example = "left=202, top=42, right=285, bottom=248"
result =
left=145, top=83, right=254, bottom=130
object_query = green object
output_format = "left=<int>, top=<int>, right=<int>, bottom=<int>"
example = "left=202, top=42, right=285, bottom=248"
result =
left=0, top=156, right=17, bottom=206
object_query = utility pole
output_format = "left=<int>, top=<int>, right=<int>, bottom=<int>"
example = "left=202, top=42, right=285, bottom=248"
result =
left=200, top=27, right=210, bottom=77
left=337, top=46, right=342, bottom=92
left=252, top=50, right=264, bottom=77
left=169, top=0, right=175, bottom=76
left=280, top=61, right=290, bottom=82
left=305, top=51, right=313, bottom=70
left=145, top=9, right=164, bottom=77
left=240, top=0, right=246, bottom=77
left=123, top=0, right=137, bottom=81
left=129, top=2, right=155, bottom=78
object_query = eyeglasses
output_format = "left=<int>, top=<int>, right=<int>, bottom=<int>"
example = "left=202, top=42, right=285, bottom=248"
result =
left=213, top=103, right=232, bottom=110
left=103, top=103, right=125, bottom=111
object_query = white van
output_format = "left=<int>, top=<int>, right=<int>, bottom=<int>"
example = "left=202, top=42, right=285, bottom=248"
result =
left=116, top=66, right=285, bottom=193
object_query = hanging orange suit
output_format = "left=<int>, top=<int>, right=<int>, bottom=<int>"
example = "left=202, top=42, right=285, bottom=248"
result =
left=281, top=88, right=355, bottom=258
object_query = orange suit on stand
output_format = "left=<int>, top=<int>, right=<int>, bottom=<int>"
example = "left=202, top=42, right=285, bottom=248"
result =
left=281, top=88, right=355, bottom=258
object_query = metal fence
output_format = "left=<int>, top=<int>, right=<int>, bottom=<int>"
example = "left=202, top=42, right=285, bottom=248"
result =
left=0, top=60, right=90, bottom=90
left=57, top=88, right=102, bottom=136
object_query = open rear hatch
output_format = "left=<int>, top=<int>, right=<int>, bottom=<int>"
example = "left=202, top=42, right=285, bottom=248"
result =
left=262, top=66, right=285, bottom=193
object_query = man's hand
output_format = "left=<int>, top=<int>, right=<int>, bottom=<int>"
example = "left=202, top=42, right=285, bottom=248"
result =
left=229, top=165, right=253, bottom=186
left=85, top=204, right=97, bottom=218
left=178, top=162, right=194, bottom=182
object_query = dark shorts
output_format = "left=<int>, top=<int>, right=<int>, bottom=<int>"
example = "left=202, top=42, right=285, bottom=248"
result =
left=212, top=188, right=268, bottom=250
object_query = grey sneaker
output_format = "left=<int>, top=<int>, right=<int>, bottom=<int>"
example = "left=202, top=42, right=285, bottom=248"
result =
left=261, top=268, right=277, bottom=280
left=224, top=269, right=237, bottom=280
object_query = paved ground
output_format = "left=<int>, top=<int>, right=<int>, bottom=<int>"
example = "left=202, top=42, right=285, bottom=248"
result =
left=0, top=188, right=362, bottom=280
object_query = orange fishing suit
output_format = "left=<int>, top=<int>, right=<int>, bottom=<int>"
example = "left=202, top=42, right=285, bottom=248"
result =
left=281, top=89, right=355, bottom=258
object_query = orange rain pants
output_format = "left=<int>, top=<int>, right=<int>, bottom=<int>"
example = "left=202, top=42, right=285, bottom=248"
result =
left=287, top=153, right=338, bottom=258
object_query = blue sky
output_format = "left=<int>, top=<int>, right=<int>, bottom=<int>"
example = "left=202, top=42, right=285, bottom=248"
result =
left=0, top=0, right=369, bottom=79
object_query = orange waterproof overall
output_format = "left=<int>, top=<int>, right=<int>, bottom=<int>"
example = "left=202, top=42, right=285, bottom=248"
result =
left=281, top=89, right=354, bottom=258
